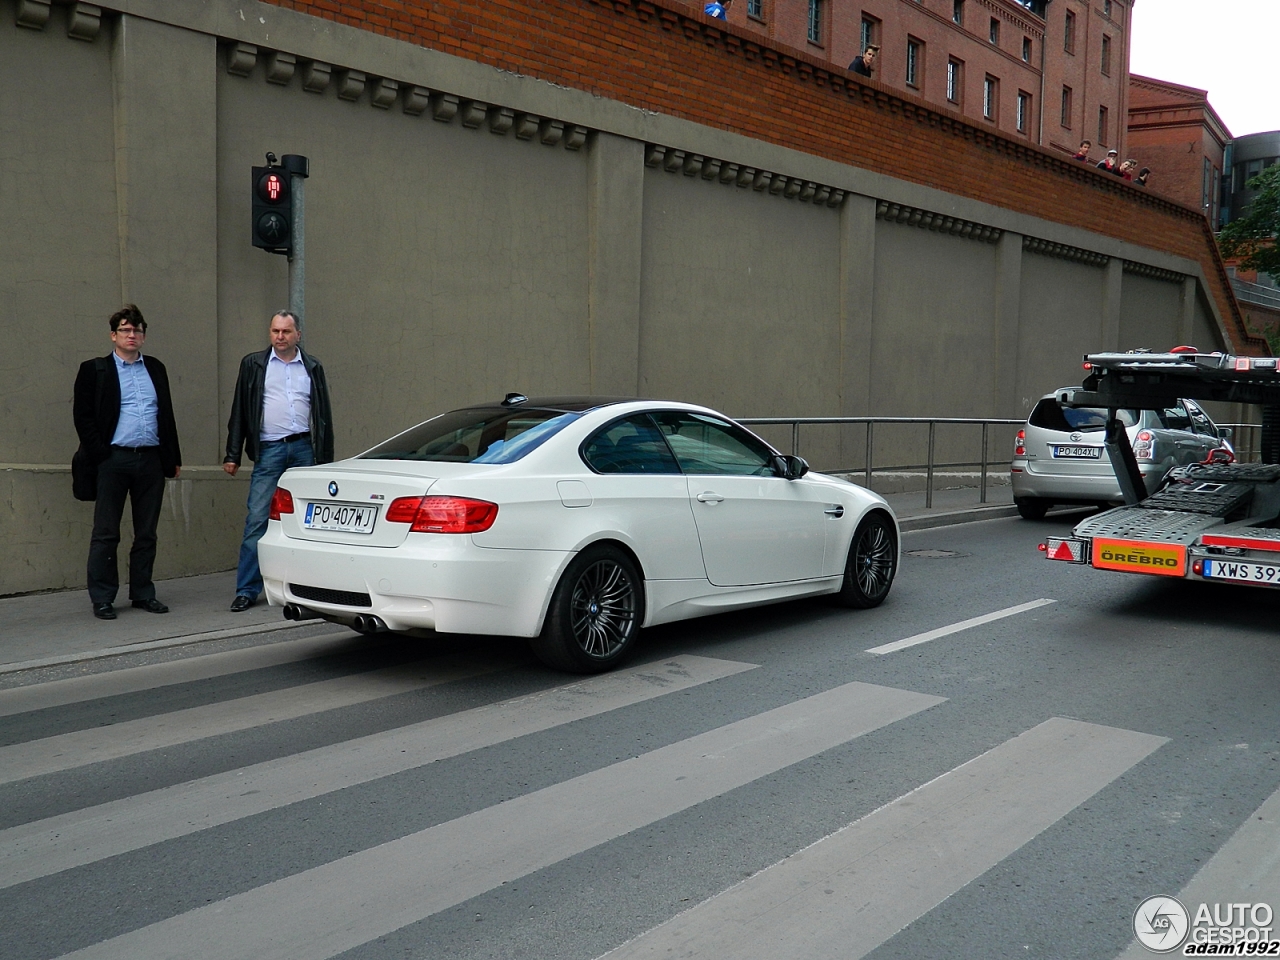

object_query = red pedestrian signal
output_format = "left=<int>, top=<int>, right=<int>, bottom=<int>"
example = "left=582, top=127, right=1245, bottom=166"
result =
left=251, top=165, right=292, bottom=254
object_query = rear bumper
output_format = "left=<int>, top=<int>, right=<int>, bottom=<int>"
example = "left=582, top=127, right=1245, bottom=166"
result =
left=258, top=524, right=570, bottom=637
left=1011, top=461, right=1162, bottom=501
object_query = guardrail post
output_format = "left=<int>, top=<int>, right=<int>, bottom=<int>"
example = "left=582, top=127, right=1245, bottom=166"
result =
left=865, top=421, right=874, bottom=488
left=980, top=422, right=988, bottom=504
left=792, top=421, right=800, bottom=457
left=926, top=420, right=936, bottom=509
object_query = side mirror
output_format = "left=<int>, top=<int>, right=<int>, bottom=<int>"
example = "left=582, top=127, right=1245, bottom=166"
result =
left=1218, top=427, right=1233, bottom=441
left=774, top=455, right=809, bottom=480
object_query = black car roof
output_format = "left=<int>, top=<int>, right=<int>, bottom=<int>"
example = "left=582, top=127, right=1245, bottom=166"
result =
left=463, top=397, right=642, bottom=413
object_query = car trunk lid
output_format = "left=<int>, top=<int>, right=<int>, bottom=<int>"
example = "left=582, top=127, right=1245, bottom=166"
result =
left=274, top=466, right=437, bottom=548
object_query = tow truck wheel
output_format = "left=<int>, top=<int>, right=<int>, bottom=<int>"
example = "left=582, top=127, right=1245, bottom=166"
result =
left=1015, top=497, right=1050, bottom=520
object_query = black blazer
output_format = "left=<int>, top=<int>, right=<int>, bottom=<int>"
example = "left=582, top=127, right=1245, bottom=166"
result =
left=224, top=348, right=334, bottom=466
left=73, top=354, right=182, bottom=478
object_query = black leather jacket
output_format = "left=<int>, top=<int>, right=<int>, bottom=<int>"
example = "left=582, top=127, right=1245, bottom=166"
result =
left=224, top=348, right=334, bottom=466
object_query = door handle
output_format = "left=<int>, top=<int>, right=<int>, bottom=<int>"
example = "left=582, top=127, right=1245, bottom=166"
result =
left=824, top=505, right=844, bottom=518
left=696, top=492, right=724, bottom=504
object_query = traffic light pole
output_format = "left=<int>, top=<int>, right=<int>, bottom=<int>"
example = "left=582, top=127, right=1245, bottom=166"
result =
left=281, top=155, right=310, bottom=345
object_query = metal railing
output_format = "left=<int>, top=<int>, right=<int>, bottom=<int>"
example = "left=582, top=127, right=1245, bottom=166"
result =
left=737, top=417, right=1024, bottom=508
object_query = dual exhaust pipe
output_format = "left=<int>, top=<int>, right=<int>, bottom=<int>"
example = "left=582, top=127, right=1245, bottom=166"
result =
left=351, top=613, right=387, bottom=635
left=282, top=603, right=385, bottom=635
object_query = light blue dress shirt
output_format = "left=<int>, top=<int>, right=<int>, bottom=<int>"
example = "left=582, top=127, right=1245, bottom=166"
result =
left=261, top=351, right=312, bottom=441
left=110, top=352, right=160, bottom=447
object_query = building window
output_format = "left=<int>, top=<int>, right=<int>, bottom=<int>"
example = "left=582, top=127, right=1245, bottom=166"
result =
left=1103, top=0, right=1112, bottom=17
left=984, top=75, right=997, bottom=120
left=1212, top=166, right=1221, bottom=223
left=1017, top=91, right=1031, bottom=133
left=989, top=18, right=1000, bottom=44
left=1064, top=10, right=1075, bottom=54
left=861, top=16, right=879, bottom=53
left=807, top=0, right=822, bottom=44
left=953, top=0, right=963, bottom=25
left=1203, top=158, right=1213, bottom=212
left=1060, top=86, right=1072, bottom=127
left=1098, top=105, right=1109, bottom=145
left=747, top=0, right=762, bottom=18
left=1101, top=35, right=1112, bottom=75
left=906, top=38, right=921, bottom=87
left=947, top=59, right=962, bottom=103
left=1022, top=37, right=1032, bottom=62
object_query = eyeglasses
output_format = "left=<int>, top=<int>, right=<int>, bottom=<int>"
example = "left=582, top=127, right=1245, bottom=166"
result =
left=115, top=327, right=145, bottom=337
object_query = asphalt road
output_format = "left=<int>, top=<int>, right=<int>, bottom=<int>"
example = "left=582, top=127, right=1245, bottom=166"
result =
left=2, top=511, right=1278, bottom=960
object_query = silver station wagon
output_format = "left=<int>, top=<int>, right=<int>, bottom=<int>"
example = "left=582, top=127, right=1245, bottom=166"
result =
left=1011, top=391, right=1231, bottom=519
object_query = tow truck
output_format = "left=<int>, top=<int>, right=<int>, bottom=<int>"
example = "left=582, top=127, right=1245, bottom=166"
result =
left=1040, top=350, right=1280, bottom=589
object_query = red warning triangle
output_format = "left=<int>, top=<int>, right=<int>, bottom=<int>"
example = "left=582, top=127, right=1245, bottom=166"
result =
left=1051, top=541, right=1077, bottom=561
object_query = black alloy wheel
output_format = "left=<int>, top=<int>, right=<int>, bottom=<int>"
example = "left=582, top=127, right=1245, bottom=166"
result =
left=531, top=545, right=643, bottom=673
left=836, top=512, right=897, bottom=609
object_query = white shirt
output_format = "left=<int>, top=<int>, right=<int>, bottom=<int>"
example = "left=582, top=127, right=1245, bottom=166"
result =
left=260, top=351, right=312, bottom=441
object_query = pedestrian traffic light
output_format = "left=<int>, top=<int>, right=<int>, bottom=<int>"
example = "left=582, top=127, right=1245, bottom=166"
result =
left=251, top=164, right=292, bottom=255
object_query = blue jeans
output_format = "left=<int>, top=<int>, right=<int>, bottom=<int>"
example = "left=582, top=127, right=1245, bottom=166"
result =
left=235, top=438, right=314, bottom=599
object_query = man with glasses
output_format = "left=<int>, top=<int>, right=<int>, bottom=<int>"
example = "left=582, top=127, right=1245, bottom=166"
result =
left=73, top=305, right=182, bottom=620
left=223, top=311, right=334, bottom=612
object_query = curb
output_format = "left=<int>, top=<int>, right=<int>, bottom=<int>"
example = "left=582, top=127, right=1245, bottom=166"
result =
left=0, top=619, right=311, bottom=677
left=899, top=505, right=1020, bottom=531
left=899, top=503, right=1094, bottom=532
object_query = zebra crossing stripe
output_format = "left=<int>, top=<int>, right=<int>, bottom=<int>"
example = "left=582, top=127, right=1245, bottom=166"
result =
left=600, top=717, right=1167, bottom=960
left=0, top=655, right=755, bottom=890
left=55, top=680, right=945, bottom=960
left=1112, top=782, right=1280, bottom=960
left=0, top=630, right=356, bottom=719
left=0, top=657, right=502, bottom=786
left=865, top=599, right=1056, bottom=655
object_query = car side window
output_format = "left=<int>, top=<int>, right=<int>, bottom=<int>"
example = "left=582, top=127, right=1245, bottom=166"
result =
left=649, top=412, right=776, bottom=476
left=1184, top=401, right=1217, bottom=437
left=1157, top=402, right=1192, bottom=431
left=581, top=415, right=681, bottom=474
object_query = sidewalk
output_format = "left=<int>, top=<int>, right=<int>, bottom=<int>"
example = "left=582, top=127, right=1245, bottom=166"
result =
left=0, top=482, right=1018, bottom=675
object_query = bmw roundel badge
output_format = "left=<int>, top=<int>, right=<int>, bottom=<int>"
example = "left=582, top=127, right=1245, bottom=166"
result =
left=328, top=481, right=339, bottom=497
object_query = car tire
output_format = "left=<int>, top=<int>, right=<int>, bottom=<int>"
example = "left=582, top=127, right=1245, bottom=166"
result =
left=530, top=544, right=644, bottom=673
left=1015, top=497, right=1050, bottom=520
left=835, top=511, right=897, bottom=609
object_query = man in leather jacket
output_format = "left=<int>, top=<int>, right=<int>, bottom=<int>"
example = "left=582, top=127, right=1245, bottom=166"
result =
left=223, top=311, right=334, bottom=611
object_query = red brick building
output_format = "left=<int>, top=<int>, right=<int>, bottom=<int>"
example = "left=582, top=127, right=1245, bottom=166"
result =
left=1126, top=74, right=1231, bottom=223
left=719, top=0, right=1131, bottom=156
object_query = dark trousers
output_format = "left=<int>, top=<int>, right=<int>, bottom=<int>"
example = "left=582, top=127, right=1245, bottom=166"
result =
left=87, top=447, right=166, bottom=604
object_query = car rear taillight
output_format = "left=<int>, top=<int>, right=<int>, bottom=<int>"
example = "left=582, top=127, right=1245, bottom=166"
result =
left=269, top=487, right=295, bottom=521
left=385, top=496, right=499, bottom=534
left=1014, top=429, right=1026, bottom=457
left=1134, top=430, right=1155, bottom=462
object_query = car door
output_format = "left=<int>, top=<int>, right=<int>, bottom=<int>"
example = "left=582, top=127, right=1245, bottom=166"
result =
left=1156, top=401, right=1205, bottom=466
left=649, top=411, right=828, bottom=587
left=578, top=414, right=706, bottom=580
left=1184, top=400, right=1223, bottom=458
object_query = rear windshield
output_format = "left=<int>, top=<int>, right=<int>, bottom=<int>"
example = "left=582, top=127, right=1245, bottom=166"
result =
left=1029, top=400, right=1139, bottom=432
left=361, top=407, right=580, bottom=463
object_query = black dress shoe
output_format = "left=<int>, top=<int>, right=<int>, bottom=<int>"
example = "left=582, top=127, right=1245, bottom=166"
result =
left=93, top=602, right=116, bottom=620
left=230, top=595, right=255, bottom=613
left=131, top=598, right=169, bottom=614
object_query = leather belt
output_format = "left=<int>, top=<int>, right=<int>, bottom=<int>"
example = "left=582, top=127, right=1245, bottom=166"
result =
left=267, top=432, right=311, bottom=444
left=111, top=444, right=159, bottom=453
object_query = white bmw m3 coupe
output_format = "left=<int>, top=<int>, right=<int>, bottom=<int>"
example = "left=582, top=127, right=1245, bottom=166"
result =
left=258, top=396, right=899, bottom=672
